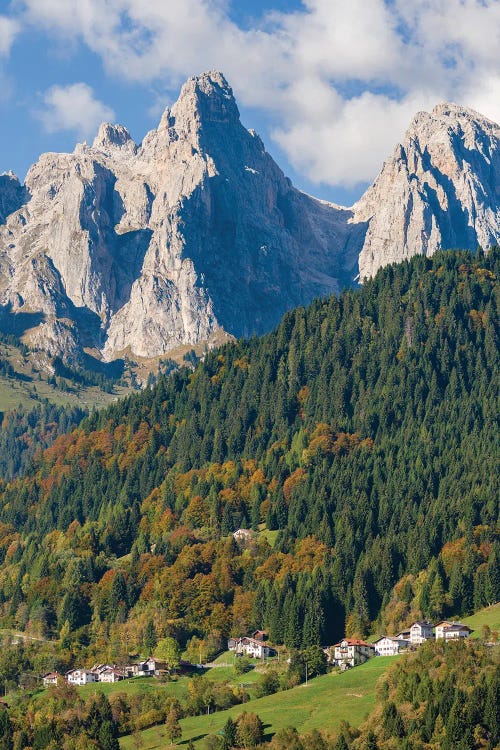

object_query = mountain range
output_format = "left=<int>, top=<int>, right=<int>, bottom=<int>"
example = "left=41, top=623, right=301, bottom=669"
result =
left=0, top=71, right=498, bottom=366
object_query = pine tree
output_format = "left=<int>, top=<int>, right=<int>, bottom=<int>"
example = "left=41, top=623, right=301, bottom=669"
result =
left=143, top=618, right=157, bottom=655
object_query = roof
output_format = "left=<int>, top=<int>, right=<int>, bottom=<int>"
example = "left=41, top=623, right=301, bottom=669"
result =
left=101, top=667, right=125, bottom=676
left=333, top=639, right=374, bottom=648
left=411, top=621, right=434, bottom=627
left=434, top=620, right=472, bottom=630
left=373, top=636, right=408, bottom=644
left=443, top=623, right=474, bottom=632
left=42, top=672, right=60, bottom=679
left=231, top=636, right=267, bottom=647
left=253, top=630, right=268, bottom=640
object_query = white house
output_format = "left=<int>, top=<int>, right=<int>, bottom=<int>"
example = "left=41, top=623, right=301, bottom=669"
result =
left=144, top=658, right=168, bottom=676
left=99, top=667, right=126, bottom=683
left=66, top=669, right=96, bottom=686
left=128, top=660, right=150, bottom=677
left=228, top=636, right=273, bottom=659
left=409, top=622, right=434, bottom=645
left=90, top=664, right=111, bottom=680
left=373, top=636, right=409, bottom=656
left=42, top=671, right=61, bottom=687
left=233, top=529, right=253, bottom=543
left=434, top=621, right=473, bottom=640
left=331, top=639, right=375, bottom=668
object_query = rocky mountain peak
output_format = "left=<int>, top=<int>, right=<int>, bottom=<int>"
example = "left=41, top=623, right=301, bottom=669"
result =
left=0, top=171, right=26, bottom=225
left=0, top=73, right=497, bottom=369
left=92, top=123, right=136, bottom=156
left=171, top=70, right=240, bottom=128
left=0, top=70, right=357, bottom=366
left=356, top=102, right=499, bottom=279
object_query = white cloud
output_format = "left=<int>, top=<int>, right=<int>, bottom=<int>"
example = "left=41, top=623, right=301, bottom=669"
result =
left=37, top=83, right=115, bottom=139
left=14, top=0, right=500, bottom=189
left=0, top=15, right=19, bottom=56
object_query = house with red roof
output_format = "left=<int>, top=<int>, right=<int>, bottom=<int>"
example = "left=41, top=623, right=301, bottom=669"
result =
left=330, top=638, right=375, bottom=668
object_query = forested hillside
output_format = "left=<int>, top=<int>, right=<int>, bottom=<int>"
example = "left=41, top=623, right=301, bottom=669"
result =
left=0, top=249, right=498, bottom=656
left=342, top=639, right=500, bottom=750
left=0, top=402, right=87, bottom=480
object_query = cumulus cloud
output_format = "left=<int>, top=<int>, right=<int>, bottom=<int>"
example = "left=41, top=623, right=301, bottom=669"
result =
left=37, top=83, right=115, bottom=139
left=13, top=0, right=500, bottom=188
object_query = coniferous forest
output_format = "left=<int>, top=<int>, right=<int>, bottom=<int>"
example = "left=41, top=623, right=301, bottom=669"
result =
left=0, top=249, right=498, bottom=749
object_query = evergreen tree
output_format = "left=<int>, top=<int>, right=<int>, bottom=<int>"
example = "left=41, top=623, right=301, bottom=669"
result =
left=0, top=709, right=13, bottom=750
left=143, top=618, right=158, bottom=655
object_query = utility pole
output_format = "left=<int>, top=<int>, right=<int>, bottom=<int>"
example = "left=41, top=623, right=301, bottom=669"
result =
left=305, top=662, right=308, bottom=686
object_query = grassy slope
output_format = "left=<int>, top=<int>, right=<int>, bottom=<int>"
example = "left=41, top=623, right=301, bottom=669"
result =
left=75, top=663, right=263, bottom=702
left=0, top=341, right=131, bottom=412
left=462, top=602, right=500, bottom=637
left=119, top=657, right=395, bottom=749
left=77, top=676, right=190, bottom=702
left=114, top=605, right=499, bottom=748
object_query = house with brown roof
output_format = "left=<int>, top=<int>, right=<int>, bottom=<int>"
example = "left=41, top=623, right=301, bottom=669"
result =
left=434, top=621, right=473, bottom=640
left=42, top=671, right=62, bottom=687
left=99, top=667, right=126, bottom=683
left=228, top=636, right=274, bottom=659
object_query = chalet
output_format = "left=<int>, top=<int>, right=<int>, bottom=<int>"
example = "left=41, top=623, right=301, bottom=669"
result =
left=228, top=636, right=274, bottom=659
left=395, top=629, right=411, bottom=640
left=373, top=636, right=409, bottom=656
left=128, top=660, right=150, bottom=677
left=331, top=639, right=375, bottom=668
left=233, top=529, right=252, bottom=543
left=99, top=667, right=126, bottom=683
left=90, top=664, right=112, bottom=680
left=434, top=621, right=473, bottom=640
left=66, top=669, right=96, bottom=686
left=409, top=622, right=434, bottom=645
left=42, top=671, right=61, bottom=687
left=144, top=658, right=168, bottom=676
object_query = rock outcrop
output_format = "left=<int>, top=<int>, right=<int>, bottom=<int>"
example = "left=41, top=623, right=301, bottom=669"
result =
left=356, top=103, right=500, bottom=279
left=0, top=71, right=356, bottom=363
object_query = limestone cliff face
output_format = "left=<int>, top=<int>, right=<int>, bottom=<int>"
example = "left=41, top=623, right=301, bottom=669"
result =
left=0, top=77, right=498, bottom=365
left=0, top=71, right=356, bottom=363
left=355, top=103, right=500, bottom=279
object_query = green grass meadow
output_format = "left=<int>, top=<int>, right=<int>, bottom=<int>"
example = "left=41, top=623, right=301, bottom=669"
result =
left=119, top=656, right=396, bottom=749
left=462, top=602, right=500, bottom=638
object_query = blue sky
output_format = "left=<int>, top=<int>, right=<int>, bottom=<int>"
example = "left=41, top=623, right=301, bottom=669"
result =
left=0, top=0, right=498, bottom=206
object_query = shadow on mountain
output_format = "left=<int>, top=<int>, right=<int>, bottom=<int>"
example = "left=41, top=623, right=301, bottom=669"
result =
left=0, top=174, right=29, bottom=226
left=81, top=353, right=124, bottom=380
left=54, top=354, right=124, bottom=391
left=421, top=146, right=476, bottom=250
left=69, top=305, right=104, bottom=348
left=0, top=306, right=46, bottom=339
left=79, top=163, right=153, bottom=314
left=179, top=169, right=363, bottom=338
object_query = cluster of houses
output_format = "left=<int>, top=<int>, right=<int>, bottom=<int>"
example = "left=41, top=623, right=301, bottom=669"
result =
left=42, top=657, right=174, bottom=688
left=328, top=620, right=474, bottom=670
left=228, top=630, right=276, bottom=659
left=41, top=619, right=475, bottom=687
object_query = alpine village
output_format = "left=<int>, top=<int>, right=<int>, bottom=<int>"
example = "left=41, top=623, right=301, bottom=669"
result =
left=0, top=67, right=498, bottom=750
